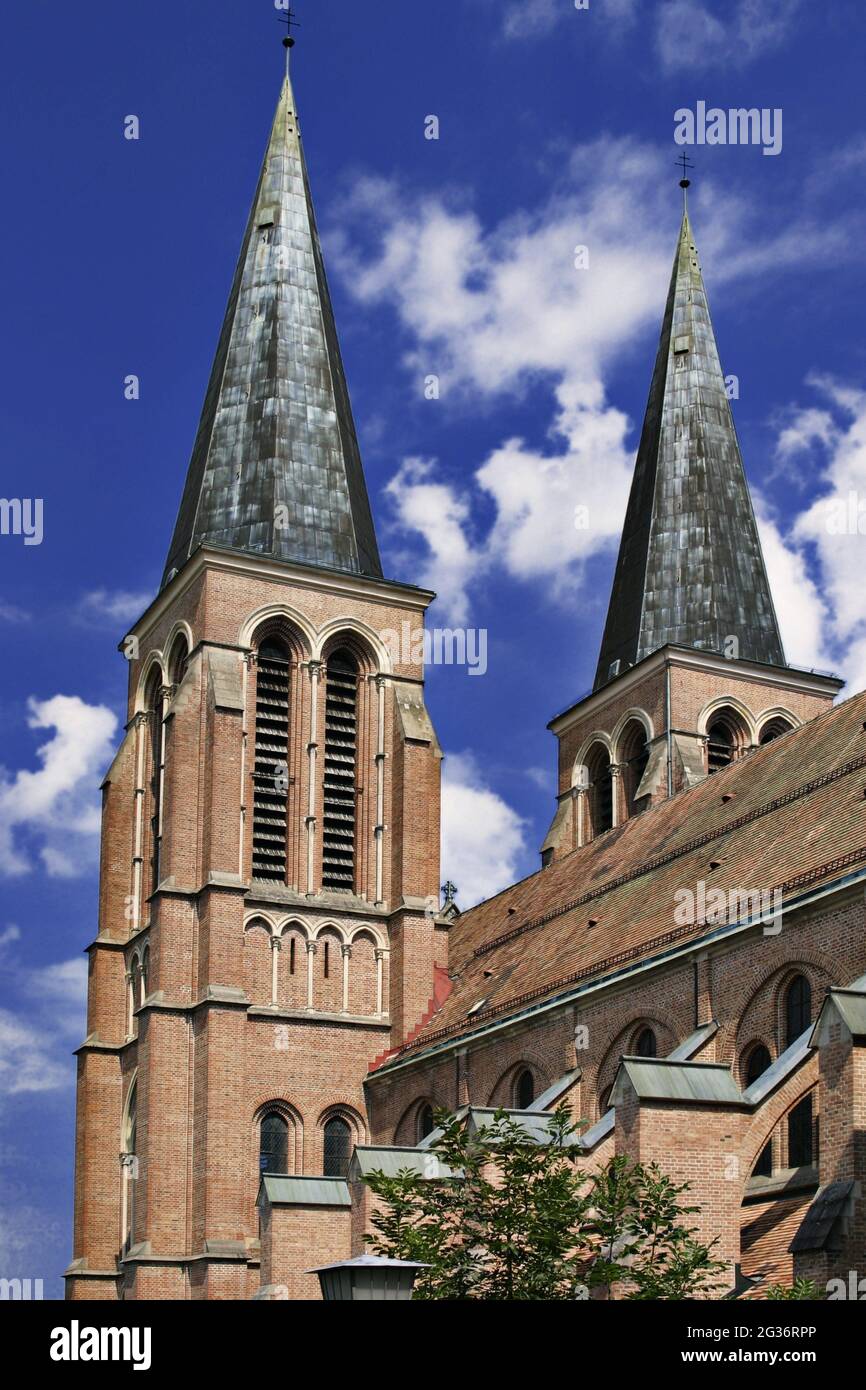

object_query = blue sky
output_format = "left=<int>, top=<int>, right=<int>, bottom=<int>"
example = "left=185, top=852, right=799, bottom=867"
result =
left=2, top=0, right=866, bottom=1296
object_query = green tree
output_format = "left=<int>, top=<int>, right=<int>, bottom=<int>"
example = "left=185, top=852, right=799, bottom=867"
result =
left=363, top=1107, right=726, bottom=1300
left=765, top=1279, right=826, bottom=1300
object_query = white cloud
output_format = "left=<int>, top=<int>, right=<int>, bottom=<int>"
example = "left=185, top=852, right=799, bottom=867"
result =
left=0, top=926, right=21, bottom=955
left=22, top=958, right=88, bottom=1038
left=655, top=0, right=802, bottom=71
left=0, top=695, right=117, bottom=877
left=493, top=0, right=797, bottom=63
left=76, top=589, right=150, bottom=627
left=0, top=1010, right=71, bottom=1096
left=754, top=500, right=833, bottom=673
left=335, top=139, right=851, bottom=621
left=0, top=949, right=87, bottom=1103
left=441, top=753, right=528, bottom=906
left=502, top=0, right=561, bottom=40
left=385, top=459, right=481, bottom=623
left=757, top=376, right=866, bottom=696
left=475, top=382, right=632, bottom=593
left=0, top=601, right=30, bottom=624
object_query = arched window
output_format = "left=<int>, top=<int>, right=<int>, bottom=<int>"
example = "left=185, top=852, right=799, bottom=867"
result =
left=129, top=957, right=142, bottom=1036
left=145, top=670, right=164, bottom=895
left=635, top=1027, right=657, bottom=1058
left=586, top=744, right=613, bottom=837
left=785, top=975, right=812, bottom=1047
left=140, top=946, right=149, bottom=1004
left=252, top=639, right=291, bottom=882
left=168, top=635, right=189, bottom=688
left=788, top=1095, right=814, bottom=1168
left=707, top=717, right=737, bottom=773
left=745, top=1044, right=771, bottom=1087
left=513, top=1068, right=535, bottom=1109
left=620, top=721, right=650, bottom=818
left=259, top=1112, right=289, bottom=1174
left=417, top=1104, right=435, bottom=1142
left=759, top=717, right=793, bottom=745
left=744, top=1045, right=773, bottom=1178
left=323, top=1116, right=352, bottom=1177
left=322, top=649, right=358, bottom=891
left=599, top=1084, right=612, bottom=1115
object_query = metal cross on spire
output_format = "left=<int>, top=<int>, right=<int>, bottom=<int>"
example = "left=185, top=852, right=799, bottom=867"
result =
left=676, top=152, right=694, bottom=208
left=277, top=3, right=301, bottom=45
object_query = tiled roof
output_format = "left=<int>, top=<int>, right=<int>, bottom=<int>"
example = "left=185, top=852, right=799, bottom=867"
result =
left=740, top=1193, right=814, bottom=1294
left=382, top=690, right=866, bottom=1069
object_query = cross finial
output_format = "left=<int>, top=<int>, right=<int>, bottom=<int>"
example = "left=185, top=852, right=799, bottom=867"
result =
left=676, top=152, right=694, bottom=211
left=676, top=152, right=694, bottom=186
left=277, top=3, right=301, bottom=49
left=441, top=881, right=458, bottom=906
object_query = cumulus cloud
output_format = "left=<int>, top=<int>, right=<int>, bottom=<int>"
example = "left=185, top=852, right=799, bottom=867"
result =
left=441, top=753, right=528, bottom=906
left=655, top=0, right=803, bottom=72
left=0, top=939, right=87, bottom=1103
left=0, top=1011, right=72, bottom=1096
left=333, top=139, right=849, bottom=622
left=385, top=459, right=481, bottom=623
left=0, top=695, right=117, bottom=877
left=76, top=589, right=151, bottom=627
left=754, top=376, right=866, bottom=695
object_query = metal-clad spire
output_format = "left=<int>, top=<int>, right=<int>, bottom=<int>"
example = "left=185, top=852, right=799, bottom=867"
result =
left=163, top=69, right=383, bottom=586
left=593, top=206, right=784, bottom=689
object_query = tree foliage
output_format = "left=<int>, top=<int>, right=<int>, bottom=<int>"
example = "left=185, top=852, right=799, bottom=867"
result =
left=363, top=1107, right=726, bottom=1300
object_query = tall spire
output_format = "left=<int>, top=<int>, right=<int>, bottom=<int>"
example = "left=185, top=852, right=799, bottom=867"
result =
left=593, top=205, right=784, bottom=690
left=162, top=65, right=383, bottom=587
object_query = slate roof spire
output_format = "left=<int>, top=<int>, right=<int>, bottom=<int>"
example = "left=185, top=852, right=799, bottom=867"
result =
left=593, top=204, right=784, bottom=690
left=163, top=65, right=383, bottom=587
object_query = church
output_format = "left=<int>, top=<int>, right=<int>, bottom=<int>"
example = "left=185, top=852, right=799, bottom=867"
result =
left=66, top=58, right=866, bottom=1301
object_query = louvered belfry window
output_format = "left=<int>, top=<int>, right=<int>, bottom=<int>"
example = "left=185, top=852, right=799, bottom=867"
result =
left=252, top=639, right=291, bottom=882
left=322, top=648, right=358, bottom=891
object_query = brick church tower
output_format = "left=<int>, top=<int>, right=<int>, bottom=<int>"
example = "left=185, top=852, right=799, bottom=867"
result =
left=66, top=65, right=445, bottom=1300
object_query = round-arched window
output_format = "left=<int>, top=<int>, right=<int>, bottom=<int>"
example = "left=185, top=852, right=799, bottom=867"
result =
left=620, top=720, right=650, bottom=818
left=323, top=1116, right=352, bottom=1177
left=785, top=975, right=812, bottom=1047
left=585, top=744, right=613, bottom=836
left=259, top=1112, right=289, bottom=1174
left=745, top=1044, right=771, bottom=1087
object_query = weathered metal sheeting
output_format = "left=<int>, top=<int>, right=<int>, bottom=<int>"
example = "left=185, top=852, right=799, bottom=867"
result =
left=579, top=1021, right=719, bottom=1152
left=527, top=1066, right=581, bottom=1112
left=574, top=1107, right=615, bottom=1151
left=822, top=987, right=866, bottom=1040
left=667, top=1019, right=718, bottom=1061
left=163, top=74, right=382, bottom=587
left=614, top=1058, right=743, bottom=1105
left=789, top=1179, right=855, bottom=1253
left=257, top=1174, right=351, bottom=1208
left=742, top=1028, right=811, bottom=1106
left=349, top=1146, right=457, bottom=1180
left=464, top=1107, right=582, bottom=1146
left=594, top=209, right=784, bottom=689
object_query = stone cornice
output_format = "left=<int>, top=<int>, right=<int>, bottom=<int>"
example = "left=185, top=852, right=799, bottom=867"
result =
left=121, top=546, right=436, bottom=649
left=548, top=643, right=843, bottom=737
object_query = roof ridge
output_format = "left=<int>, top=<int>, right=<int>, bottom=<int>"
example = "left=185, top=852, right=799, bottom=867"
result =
left=393, top=843, right=866, bottom=1060
left=473, top=748, right=866, bottom=961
